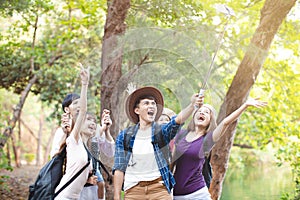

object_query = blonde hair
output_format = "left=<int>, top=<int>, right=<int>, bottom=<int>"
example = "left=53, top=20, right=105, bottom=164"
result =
left=187, top=104, right=217, bottom=134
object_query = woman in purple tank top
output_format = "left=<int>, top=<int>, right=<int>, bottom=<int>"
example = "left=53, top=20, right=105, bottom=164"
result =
left=172, top=98, right=267, bottom=200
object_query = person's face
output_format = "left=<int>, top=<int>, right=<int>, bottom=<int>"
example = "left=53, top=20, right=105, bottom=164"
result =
left=134, top=98, right=157, bottom=124
left=193, top=106, right=211, bottom=128
left=157, top=114, right=170, bottom=125
left=82, top=114, right=97, bottom=137
left=65, top=99, right=80, bottom=117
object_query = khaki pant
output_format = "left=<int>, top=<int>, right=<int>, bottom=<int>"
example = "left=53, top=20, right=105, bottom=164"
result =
left=124, top=182, right=172, bottom=200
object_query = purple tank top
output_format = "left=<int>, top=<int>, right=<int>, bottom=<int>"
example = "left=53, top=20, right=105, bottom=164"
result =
left=173, top=131, right=214, bottom=196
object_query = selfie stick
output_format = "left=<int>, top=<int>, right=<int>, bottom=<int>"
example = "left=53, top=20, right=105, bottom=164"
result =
left=199, top=4, right=235, bottom=97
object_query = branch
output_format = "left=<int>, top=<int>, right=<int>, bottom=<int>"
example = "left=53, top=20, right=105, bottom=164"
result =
left=233, top=143, right=254, bottom=149
left=48, top=53, right=63, bottom=66
left=0, top=74, right=38, bottom=150
left=20, top=118, right=38, bottom=140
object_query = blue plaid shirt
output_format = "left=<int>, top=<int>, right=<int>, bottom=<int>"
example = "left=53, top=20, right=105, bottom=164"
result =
left=112, top=116, right=182, bottom=193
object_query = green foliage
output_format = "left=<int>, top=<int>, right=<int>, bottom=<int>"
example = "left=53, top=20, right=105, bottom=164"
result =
left=0, top=149, right=13, bottom=172
left=23, top=153, right=35, bottom=164
left=0, top=148, right=13, bottom=188
left=0, top=0, right=299, bottom=198
left=0, top=0, right=106, bottom=122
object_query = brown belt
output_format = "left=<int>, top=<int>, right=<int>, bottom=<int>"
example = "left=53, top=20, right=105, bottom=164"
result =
left=137, top=177, right=163, bottom=187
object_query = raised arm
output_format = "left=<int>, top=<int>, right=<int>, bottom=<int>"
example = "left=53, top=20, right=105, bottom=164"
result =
left=212, top=97, right=267, bottom=142
left=100, top=109, right=114, bottom=142
left=71, top=65, right=90, bottom=142
left=98, top=109, right=115, bottom=157
left=175, top=93, right=203, bottom=124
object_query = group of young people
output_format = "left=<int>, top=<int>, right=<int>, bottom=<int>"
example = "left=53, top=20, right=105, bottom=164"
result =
left=51, top=66, right=267, bottom=200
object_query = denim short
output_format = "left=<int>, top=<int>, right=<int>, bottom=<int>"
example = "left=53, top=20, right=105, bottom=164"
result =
left=95, top=164, right=104, bottom=182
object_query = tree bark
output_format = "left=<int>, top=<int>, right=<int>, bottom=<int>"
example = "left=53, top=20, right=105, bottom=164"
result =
left=100, top=0, right=130, bottom=199
left=209, top=0, right=297, bottom=199
left=16, top=118, right=22, bottom=166
left=11, top=130, right=21, bottom=167
left=101, top=0, right=130, bottom=137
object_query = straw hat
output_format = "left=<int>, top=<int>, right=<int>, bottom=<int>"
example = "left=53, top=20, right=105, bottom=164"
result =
left=125, top=86, right=164, bottom=124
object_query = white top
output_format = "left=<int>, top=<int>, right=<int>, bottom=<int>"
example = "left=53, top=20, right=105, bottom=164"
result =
left=50, top=125, right=115, bottom=158
left=50, top=127, right=66, bottom=158
left=54, top=134, right=92, bottom=199
left=124, top=127, right=161, bottom=191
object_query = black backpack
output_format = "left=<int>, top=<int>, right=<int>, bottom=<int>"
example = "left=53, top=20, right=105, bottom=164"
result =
left=174, top=130, right=213, bottom=188
left=28, top=145, right=91, bottom=200
left=202, top=151, right=212, bottom=188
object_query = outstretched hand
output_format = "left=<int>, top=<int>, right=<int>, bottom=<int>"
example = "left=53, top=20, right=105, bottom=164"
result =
left=79, top=63, right=90, bottom=85
left=245, top=97, right=268, bottom=108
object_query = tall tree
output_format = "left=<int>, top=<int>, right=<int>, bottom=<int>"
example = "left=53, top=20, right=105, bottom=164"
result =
left=100, top=0, right=130, bottom=198
left=0, top=1, right=47, bottom=151
left=100, top=0, right=130, bottom=136
left=209, top=0, right=297, bottom=199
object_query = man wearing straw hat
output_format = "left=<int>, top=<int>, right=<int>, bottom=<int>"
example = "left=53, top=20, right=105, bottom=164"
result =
left=113, top=86, right=203, bottom=200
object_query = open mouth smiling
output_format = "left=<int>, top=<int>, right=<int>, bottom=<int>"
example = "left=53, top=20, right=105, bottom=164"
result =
left=198, top=116, right=205, bottom=122
left=148, top=111, right=155, bottom=116
left=88, top=125, right=96, bottom=131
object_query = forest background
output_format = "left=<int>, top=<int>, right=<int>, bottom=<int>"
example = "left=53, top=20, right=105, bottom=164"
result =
left=0, top=0, right=299, bottom=199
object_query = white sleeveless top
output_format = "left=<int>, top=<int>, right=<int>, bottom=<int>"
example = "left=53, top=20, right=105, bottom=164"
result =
left=54, top=134, right=92, bottom=199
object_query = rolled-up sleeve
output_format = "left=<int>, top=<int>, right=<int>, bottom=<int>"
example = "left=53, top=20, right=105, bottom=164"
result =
left=112, top=130, right=127, bottom=174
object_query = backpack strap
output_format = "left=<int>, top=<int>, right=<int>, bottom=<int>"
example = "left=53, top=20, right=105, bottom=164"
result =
left=203, top=133, right=211, bottom=159
left=94, top=156, right=113, bottom=184
left=53, top=144, right=91, bottom=198
left=84, top=145, right=113, bottom=185
left=152, top=123, right=171, bottom=164
left=124, top=124, right=171, bottom=165
left=123, top=125, right=136, bottom=155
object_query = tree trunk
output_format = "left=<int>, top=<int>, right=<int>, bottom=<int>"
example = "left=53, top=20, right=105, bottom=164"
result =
left=0, top=74, right=38, bottom=151
left=36, top=106, right=44, bottom=166
left=11, top=130, right=21, bottom=167
left=100, top=0, right=130, bottom=199
left=6, top=141, right=11, bottom=166
left=209, top=0, right=297, bottom=199
left=101, top=0, right=130, bottom=138
left=16, top=118, right=22, bottom=166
